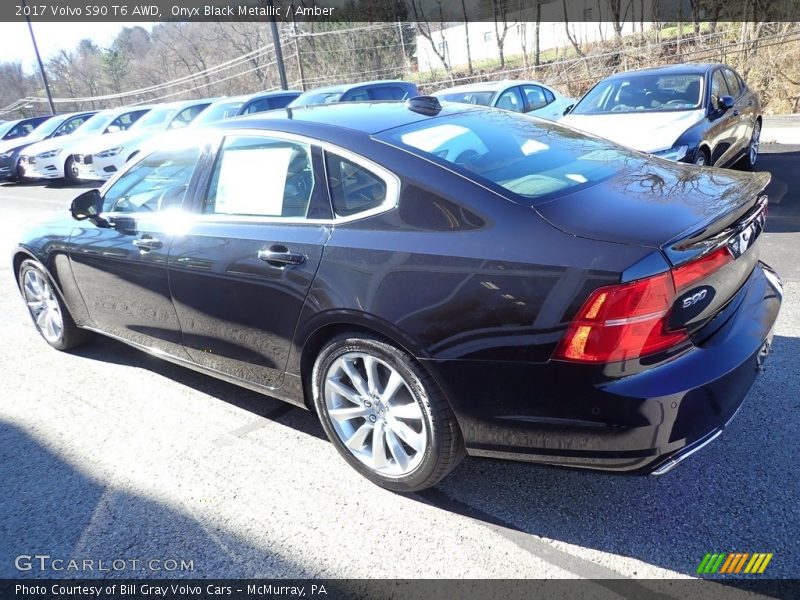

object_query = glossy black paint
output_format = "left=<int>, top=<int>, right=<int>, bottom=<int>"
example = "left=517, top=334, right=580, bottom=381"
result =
left=13, top=103, right=781, bottom=474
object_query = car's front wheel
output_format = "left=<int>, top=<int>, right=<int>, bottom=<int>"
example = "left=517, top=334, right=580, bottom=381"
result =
left=64, top=156, right=80, bottom=183
left=312, top=334, right=464, bottom=492
left=18, top=260, right=90, bottom=351
left=743, top=120, right=761, bottom=170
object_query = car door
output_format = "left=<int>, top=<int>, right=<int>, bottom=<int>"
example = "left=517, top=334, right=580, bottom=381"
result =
left=168, top=132, right=332, bottom=389
left=722, top=67, right=754, bottom=157
left=68, top=143, right=203, bottom=357
left=706, top=68, right=739, bottom=166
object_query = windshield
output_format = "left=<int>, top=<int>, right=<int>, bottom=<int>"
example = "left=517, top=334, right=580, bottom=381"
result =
left=378, top=111, right=642, bottom=205
left=288, top=91, right=343, bottom=107
left=0, top=121, right=17, bottom=138
left=437, top=91, right=496, bottom=107
left=73, top=112, right=114, bottom=135
left=31, top=116, right=68, bottom=137
left=129, top=107, right=177, bottom=131
left=192, top=100, right=244, bottom=126
left=573, top=73, right=704, bottom=115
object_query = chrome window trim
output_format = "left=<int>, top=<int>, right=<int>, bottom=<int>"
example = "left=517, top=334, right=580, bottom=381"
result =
left=201, top=128, right=400, bottom=225
left=95, top=128, right=400, bottom=225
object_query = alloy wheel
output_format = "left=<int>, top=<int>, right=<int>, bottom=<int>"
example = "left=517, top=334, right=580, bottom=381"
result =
left=22, top=269, right=63, bottom=343
left=749, top=121, right=761, bottom=165
left=323, top=351, right=427, bottom=476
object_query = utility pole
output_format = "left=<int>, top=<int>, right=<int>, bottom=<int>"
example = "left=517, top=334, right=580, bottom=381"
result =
left=22, top=0, right=56, bottom=115
left=268, top=0, right=288, bottom=90
left=291, top=14, right=306, bottom=90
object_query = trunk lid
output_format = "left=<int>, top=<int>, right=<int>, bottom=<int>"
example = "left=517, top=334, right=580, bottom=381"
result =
left=534, top=158, right=769, bottom=255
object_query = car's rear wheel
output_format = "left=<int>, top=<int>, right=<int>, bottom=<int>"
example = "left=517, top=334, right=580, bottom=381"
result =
left=743, top=120, right=761, bottom=170
left=311, top=334, right=464, bottom=492
left=18, top=260, right=90, bottom=351
left=64, top=157, right=80, bottom=183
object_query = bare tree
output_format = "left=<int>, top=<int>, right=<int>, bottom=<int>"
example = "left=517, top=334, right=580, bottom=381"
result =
left=409, top=0, right=452, bottom=77
left=491, top=0, right=512, bottom=68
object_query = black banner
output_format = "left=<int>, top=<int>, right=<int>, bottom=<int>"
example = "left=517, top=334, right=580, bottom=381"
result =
left=2, top=579, right=800, bottom=600
left=3, top=0, right=800, bottom=23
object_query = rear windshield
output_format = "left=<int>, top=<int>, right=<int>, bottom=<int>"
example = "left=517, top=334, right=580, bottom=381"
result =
left=573, top=73, right=704, bottom=114
left=378, top=111, right=643, bottom=205
left=436, top=91, right=495, bottom=106
left=289, top=91, right=343, bottom=107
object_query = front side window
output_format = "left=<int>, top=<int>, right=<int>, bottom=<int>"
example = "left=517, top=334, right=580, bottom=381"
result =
left=723, top=69, right=742, bottom=97
left=106, top=110, right=147, bottom=133
left=711, top=70, right=730, bottom=109
left=495, top=88, right=524, bottom=112
left=204, top=136, right=314, bottom=218
left=521, top=85, right=550, bottom=111
left=325, top=154, right=387, bottom=217
left=102, top=146, right=199, bottom=213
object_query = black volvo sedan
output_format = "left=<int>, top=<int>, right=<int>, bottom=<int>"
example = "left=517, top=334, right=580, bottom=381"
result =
left=13, top=99, right=781, bottom=492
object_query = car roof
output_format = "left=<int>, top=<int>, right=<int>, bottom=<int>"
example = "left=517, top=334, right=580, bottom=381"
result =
left=300, top=80, right=414, bottom=95
left=604, top=63, right=724, bottom=80
left=221, top=100, right=480, bottom=138
left=435, top=80, right=548, bottom=94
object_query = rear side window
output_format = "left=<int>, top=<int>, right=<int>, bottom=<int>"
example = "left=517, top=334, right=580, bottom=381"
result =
left=325, top=153, right=387, bottom=217
left=204, top=136, right=314, bottom=218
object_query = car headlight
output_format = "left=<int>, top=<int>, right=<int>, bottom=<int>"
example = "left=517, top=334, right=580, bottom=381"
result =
left=37, top=148, right=62, bottom=159
left=96, top=146, right=122, bottom=158
left=651, top=145, right=689, bottom=162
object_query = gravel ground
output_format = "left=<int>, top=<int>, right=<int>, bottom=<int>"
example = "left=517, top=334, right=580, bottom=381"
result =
left=0, top=146, right=797, bottom=584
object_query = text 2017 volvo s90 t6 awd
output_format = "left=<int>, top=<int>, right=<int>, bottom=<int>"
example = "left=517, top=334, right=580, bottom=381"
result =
left=13, top=99, right=781, bottom=491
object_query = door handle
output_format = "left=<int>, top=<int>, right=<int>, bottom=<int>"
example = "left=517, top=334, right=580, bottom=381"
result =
left=133, top=236, right=163, bottom=250
left=257, top=247, right=305, bottom=266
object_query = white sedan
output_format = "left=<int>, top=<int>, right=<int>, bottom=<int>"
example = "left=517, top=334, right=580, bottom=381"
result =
left=433, top=80, right=575, bottom=121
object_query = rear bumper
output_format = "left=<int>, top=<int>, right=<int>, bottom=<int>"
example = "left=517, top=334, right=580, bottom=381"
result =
left=422, top=261, right=782, bottom=473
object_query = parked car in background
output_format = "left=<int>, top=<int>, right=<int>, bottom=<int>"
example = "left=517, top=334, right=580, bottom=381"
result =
left=0, top=116, right=51, bottom=143
left=0, top=111, right=96, bottom=181
left=13, top=100, right=780, bottom=492
left=19, top=106, right=152, bottom=182
left=561, top=63, right=762, bottom=168
left=192, top=90, right=302, bottom=127
left=433, top=80, right=575, bottom=121
left=71, top=99, right=213, bottom=181
left=287, top=80, right=418, bottom=108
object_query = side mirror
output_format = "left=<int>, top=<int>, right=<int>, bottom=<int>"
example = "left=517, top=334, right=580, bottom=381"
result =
left=105, top=125, right=121, bottom=133
left=719, top=95, right=735, bottom=111
left=70, top=189, right=108, bottom=227
left=563, top=104, right=574, bottom=116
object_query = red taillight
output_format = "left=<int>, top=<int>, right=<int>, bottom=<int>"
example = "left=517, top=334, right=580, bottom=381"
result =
left=555, top=247, right=733, bottom=363
left=672, top=246, right=732, bottom=290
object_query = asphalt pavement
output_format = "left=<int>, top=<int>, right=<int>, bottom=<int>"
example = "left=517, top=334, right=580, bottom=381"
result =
left=0, top=146, right=797, bottom=586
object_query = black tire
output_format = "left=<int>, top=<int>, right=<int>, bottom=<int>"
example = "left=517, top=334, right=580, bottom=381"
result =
left=64, top=156, right=80, bottom=183
left=311, top=333, right=465, bottom=492
left=18, top=259, right=91, bottom=351
left=742, top=120, right=761, bottom=171
left=694, top=148, right=710, bottom=166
